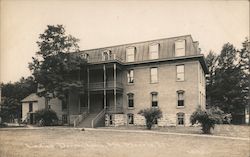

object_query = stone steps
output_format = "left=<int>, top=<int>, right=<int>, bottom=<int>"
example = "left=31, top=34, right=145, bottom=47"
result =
left=77, top=113, right=100, bottom=128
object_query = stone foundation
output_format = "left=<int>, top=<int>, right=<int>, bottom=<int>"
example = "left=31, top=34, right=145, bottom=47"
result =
left=105, top=113, right=192, bottom=127
left=105, top=114, right=125, bottom=127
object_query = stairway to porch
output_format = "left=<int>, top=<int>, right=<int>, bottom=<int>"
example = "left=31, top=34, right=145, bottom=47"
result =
left=77, top=112, right=105, bottom=128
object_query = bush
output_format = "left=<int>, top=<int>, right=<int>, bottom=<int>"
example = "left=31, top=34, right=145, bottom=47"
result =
left=35, top=109, right=58, bottom=126
left=138, top=108, right=162, bottom=130
left=190, top=106, right=224, bottom=134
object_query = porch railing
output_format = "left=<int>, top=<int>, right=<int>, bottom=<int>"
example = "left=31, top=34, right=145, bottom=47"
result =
left=88, top=54, right=124, bottom=63
left=73, top=111, right=88, bottom=127
left=91, top=109, right=106, bottom=128
left=89, top=81, right=123, bottom=91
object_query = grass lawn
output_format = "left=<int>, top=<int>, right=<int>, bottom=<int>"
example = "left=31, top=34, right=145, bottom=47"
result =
left=0, top=126, right=249, bottom=157
left=103, top=124, right=250, bottom=138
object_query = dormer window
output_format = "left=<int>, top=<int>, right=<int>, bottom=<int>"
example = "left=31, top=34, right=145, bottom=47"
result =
left=175, top=40, right=185, bottom=57
left=126, top=47, right=135, bottom=62
left=83, top=53, right=89, bottom=60
left=149, top=43, right=159, bottom=59
left=102, top=50, right=112, bottom=61
left=80, top=53, right=89, bottom=60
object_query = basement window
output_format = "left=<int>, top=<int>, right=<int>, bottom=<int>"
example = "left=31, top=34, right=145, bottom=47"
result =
left=177, top=112, right=185, bottom=125
left=127, top=113, right=134, bottom=125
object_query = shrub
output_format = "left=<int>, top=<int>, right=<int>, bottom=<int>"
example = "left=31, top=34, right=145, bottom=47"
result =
left=138, top=108, right=162, bottom=130
left=222, top=114, right=232, bottom=124
left=35, top=109, right=58, bottom=126
left=190, top=106, right=224, bottom=134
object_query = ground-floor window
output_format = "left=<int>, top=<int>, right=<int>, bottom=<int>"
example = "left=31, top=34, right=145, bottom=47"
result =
left=29, top=102, right=33, bottom=112
left=127, top=113, right=134, bottom=124
left=109, top=114, right=113, bottom=125
left=62, top=115, right=68, bottom=124
left=177, top=112, right=185, bottom=125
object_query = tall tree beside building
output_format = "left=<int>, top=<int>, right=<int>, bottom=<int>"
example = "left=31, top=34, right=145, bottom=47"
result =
left=205, top=51, right=218, bottom=108
left=29, top=25, right=86, bottom=108
left=238, top=38, right=250, bottom=123
left=205, top=42, right=249, bottom=123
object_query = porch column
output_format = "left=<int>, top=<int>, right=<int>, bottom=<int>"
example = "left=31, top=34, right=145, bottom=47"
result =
left=87, top=68, right=90, bottom=113
left=114, top=63, right=117, bottom=113
left=103, top=64, right=107, bottom=109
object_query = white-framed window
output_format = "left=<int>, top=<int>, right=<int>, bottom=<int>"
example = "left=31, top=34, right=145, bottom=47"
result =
left=177, top=90, right=185, bottom=107
left=177, top=112, right=185, bottom=125
left=175, top=40, right=185, bottom=57
left=150, top=67, right=158, bottom=83
left=127, top=69, right=134, bottom=84
left=102, top=50, right=112, bottom=61
left=127, top=93, right=134, bottom=108
left=126, top=47, right=135, bottom=62
left=151, top=92, right=158, bottom=107
left=149, top=43, right=159, bottom=59
left=127, top=113, right=134, bottom=124
left=29, top=102, right=33, bottom=112
left=176, top=65, right=184, bottom=81
left=80, top=53, right=89, bottom=60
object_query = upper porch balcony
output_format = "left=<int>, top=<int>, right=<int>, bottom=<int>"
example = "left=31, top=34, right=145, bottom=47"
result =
left=86, top=52, right=124, bottom=64
left=88, top=81, right=123, bottom=92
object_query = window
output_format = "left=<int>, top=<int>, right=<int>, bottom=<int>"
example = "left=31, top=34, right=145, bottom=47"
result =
left=80, top=53, right=89, bottom=60
left=127, top=69, right=134, bottom=84
left=177, top=112, right=185, bottom=125
left=126, top=47, right=135, bottom=62
left=175, top=40, right=185, bottom=57
left=102, top=50, right=112, bottom=61
left=176, top=65, right=184, bottom=81
left=109, top=114, right=113, bottom=125
left=150, top=67, right=158, bottom=83
left=29, top=102, right=33, bottom=112
left=84, top=53, right=89, bottom=60
left=62, top=95, right=68, bottom=110
left=127, top=93, right=134, bottom=108
left=127, top=113, right=134, bottom=124
left=151, top=92, right=158, bottom=107
left=149, top=43, right=159, bottom=59
left=177, top=90, right=185, bottom=107
left=62, top=115, right=68, bottom=124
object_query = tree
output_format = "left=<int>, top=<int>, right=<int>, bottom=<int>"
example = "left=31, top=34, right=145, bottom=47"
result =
left=190, top=106, right=224, bottom=134
left=205, top=51, right=218, bottom=108
left=138, top=108, right=162, bottom=130
left=29, top=25, right=87, bottom=108
left=238, top=38, right=250, bottom=124
left=0, top=76, right=36, bottom=122
left=205, top=42, right=248, bottom=123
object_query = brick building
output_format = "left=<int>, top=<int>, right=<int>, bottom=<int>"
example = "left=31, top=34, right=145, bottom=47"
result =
left=22, top=35, right=208, bottom=127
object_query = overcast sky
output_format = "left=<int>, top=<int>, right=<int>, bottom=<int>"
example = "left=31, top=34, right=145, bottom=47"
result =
left=0, top=0, right=249, bottom=83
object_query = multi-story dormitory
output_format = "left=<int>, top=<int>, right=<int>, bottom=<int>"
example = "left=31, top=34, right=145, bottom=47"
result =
left=21, top=35, right=208, bottom=127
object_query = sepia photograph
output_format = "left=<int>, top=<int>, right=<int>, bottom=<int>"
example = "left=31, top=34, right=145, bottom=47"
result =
left=0, top=0, right=249, bottom=157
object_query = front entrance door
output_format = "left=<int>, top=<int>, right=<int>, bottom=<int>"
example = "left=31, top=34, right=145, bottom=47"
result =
left=90, top=94, right=104, bottom=113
